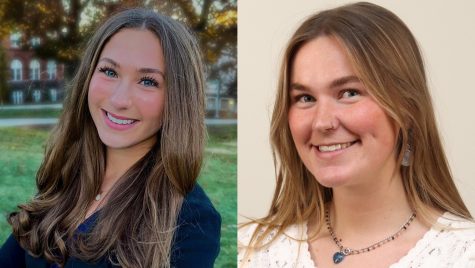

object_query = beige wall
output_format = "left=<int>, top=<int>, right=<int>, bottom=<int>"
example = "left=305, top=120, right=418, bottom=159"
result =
left=238, top=0, right=475, bottom=222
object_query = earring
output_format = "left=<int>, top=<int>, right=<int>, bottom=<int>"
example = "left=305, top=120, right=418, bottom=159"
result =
left=401, top=144, right=411, bottom=167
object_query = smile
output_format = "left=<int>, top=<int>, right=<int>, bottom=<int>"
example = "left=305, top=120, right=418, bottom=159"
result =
left=317, top=141, right=357, bottom=152
left=106, top=112, right=136, bottom=125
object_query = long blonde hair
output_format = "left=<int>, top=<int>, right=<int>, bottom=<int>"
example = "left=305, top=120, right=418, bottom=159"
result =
left=244, top=1, right=471, bottom=249
left=8, top=8, right=205, bottom=267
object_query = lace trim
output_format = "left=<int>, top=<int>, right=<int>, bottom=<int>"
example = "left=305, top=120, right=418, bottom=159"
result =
left=238, top=212, right=475, bottom=268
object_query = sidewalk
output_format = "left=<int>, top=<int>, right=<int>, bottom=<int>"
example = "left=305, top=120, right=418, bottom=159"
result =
left=0, top=118, right=58, bottom=127
left=0, top=118, right=236, bottom=127
left=0, top=104, right=63, bottom=110
left=205, top=118, right=237, bottom=125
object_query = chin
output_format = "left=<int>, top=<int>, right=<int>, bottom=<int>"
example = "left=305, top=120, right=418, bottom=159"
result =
left=101, top=140, right=129, bottom=149
left=97, top=132, right=127, bottom=149
left=311, top=169, right=352, bottom=188
left=315, top=177, right=349, bottom=188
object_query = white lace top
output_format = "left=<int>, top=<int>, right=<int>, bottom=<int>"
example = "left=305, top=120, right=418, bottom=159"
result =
left=238, top=213, right=475, bottom=267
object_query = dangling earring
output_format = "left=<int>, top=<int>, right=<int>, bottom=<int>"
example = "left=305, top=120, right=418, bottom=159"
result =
left=401, top=129, right=414, bottom=167
left=402, top=129, right=413, bottom=167
left=402, top=143, right=411, bottom=167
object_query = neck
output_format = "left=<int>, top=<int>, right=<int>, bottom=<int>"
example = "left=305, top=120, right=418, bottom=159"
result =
left=102, top=143, right=153, bottom=190
left=329, top=172, right=414, bottom=241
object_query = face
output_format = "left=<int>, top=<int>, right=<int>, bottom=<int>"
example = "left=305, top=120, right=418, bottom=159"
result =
left=88, top=28, right=166, bottom=153
left=288, top=36, right=398, bottom=188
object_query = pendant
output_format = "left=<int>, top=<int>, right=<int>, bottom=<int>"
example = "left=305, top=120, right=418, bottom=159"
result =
left=95, top=193, right=101, bottom=201
left=333, top=251, right=345, bottom=264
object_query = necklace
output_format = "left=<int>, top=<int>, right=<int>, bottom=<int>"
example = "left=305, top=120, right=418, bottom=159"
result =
left=94, top=186, right=112, bottom=201
left=95, top=187, right=112, bottom=201
left=95, top=192, right=103, bottom=201
left=325, top=208, right=416, bottom=264
left=87, top=189, right=111, bottom=219
left=95, top=184, right=115, bottom=201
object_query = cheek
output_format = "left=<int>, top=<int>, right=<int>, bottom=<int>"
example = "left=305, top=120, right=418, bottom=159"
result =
left=349, top=102, right=397, bottom=146
left=136, top=91, right=166, bottom=123
left=88, top=76, right=110, bottom=106
left=288, top=107, right=312, bottom=145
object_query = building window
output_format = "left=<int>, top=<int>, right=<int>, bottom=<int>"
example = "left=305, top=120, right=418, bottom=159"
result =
left=47, top=60, right=57, bottom=80
left=206, top=97, right=217, bottom=110
left=31, top=37, right=41, bottom=47
left=30, top=59, right=40, bottom=80
left=32, top=89, right=42, bottom=103
left=12, top=90, right=24, bottom=104
left=10, top=59, right=22, bottom=81
left=10, top=33, right=21, bottom=48
left=221, top=98, right=236, bottom=112
left=49, top=88, right=58, bottom=102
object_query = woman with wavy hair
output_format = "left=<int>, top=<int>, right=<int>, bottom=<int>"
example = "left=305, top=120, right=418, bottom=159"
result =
left=239, top=2, right=474, bottom=267
left=0, top=8, right=220, bottom=268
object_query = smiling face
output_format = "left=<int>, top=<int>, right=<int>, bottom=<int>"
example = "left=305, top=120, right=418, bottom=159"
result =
left=88, top=28, right=166, bottom=153
left=288, top=36, right=399, bottom=188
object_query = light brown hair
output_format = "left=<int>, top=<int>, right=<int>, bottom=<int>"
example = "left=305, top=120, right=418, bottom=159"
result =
left=244, top=1, right=471, bottom=250
left=9, top=8, right=205, bottom=267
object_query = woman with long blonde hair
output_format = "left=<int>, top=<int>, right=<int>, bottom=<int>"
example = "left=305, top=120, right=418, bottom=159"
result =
left=0, top=8, right=220, bottom=268
left=239, top=2, right=474, bottom=267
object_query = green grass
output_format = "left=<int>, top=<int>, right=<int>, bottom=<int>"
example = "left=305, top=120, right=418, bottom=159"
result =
left=201, top=125, right=237, bottom=267
left=0, top=127, right=49, bottom=239
left=0, top=125, right=237, bottom=267
left=0, top=108, right=62, bottom=118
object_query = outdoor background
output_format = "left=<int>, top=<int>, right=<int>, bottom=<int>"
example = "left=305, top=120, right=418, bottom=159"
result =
left=0, top=1, right=236, bottom=267
left=238, top=0, right=475, bottom=222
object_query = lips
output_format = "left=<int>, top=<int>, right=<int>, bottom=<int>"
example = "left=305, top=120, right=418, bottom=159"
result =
left=106, top=112, right=136, bottom=125
left=101, top=109, right=139, bottom=130
left=316, top=140, right=358, bottom=152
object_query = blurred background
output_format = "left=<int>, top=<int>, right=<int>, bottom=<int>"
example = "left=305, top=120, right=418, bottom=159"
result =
left=0, top=0, right=236, bottom=267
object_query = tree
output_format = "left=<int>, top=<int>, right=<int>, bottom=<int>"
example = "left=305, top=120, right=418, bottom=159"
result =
left=0, top=45, right=9, bottom=104
left=0, top=0, right=237, bottom=95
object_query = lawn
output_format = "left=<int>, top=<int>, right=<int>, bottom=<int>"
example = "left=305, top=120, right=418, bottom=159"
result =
left=0, top=124, right=236, bottom=267
left=0, top=108, right=62, bottom=118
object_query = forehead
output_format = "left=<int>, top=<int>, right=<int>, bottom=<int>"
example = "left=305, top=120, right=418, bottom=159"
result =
left=290, top=36, right=357, bottom=87
left=99, top=28, right=165, bottom=70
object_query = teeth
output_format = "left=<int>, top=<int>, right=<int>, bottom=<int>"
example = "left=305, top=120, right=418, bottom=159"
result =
left=107, top=112, right=135, bottom=125
left=318, top=142, right=353, bottom=152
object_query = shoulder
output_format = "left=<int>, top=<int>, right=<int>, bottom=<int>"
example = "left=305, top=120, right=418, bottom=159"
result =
left=171, top=184, right=221, bottom=267
left=433, top=212, right=475, bottom=249
left=394, top=212, right=475, bottom=268
left=435, top=213, right=475, bottom=266
left=0, top=234, right=26, bottom=267
left=238, top=222, right=280, bottom=248
left=180, top=184, right=220, bottom=216
left=177, top=183, right=221, bottom=232
left=238, top=222, right=314, bottom=267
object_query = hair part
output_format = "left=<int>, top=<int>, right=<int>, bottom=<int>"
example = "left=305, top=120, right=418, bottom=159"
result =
left=243, top=1, right=470, bottom=251
left=9, top=8, right=206, bottom=267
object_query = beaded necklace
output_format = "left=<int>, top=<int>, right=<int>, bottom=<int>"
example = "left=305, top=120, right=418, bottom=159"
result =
left=325, top=208, right=416, bottom=264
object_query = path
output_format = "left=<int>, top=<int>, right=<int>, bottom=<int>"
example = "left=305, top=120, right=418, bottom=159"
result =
left=0, top=118, right=236, bottom=127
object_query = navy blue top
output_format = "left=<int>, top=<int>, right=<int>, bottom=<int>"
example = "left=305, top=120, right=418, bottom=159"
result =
left=0, top=184, right=221, bottom=267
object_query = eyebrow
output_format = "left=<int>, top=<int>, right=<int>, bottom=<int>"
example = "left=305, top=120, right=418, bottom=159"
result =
left=98, top=57, right=165, bottom=77
left=329, top=75, right=360, bottom=88
left=290, top=75, right=361, bottom=91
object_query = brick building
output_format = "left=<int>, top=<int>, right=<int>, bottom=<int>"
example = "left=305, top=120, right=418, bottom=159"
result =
left=2, top=32, right=237, bottom=118
left=2, top=33, right=65, bottom=105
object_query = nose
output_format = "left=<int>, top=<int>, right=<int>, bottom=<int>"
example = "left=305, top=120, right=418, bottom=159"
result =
left=109, top=80, right=132, bottom=109
left=312, top=100, right=339, bottom=132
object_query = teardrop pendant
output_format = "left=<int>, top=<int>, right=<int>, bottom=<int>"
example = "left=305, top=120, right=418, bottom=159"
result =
left=333, top=251, right=345, bottom=264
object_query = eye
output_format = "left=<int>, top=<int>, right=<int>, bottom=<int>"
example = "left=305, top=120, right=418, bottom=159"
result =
left=297, top=94, right=315, bottom=103
left=341, top=89, right=360, bottom=98
left=98, top=66, right=117, bottom=78
left=139, top=76, right=159, bottom=88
